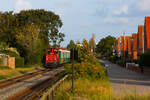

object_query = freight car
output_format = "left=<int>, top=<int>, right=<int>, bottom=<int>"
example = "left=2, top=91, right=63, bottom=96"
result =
left=43, top=48, right=70, bottom=68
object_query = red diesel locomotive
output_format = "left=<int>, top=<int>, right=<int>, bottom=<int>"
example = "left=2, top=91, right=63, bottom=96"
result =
left=43, top=48, right=70, bottom=67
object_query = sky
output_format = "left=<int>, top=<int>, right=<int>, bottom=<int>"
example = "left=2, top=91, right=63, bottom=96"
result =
left=0, top=0, right=150, bottom=46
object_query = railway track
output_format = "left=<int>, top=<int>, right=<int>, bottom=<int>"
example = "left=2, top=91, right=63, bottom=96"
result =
left=0, top=64, right=65, bottom=100
left=7, top=71, right=65, bottom=100
left=0, top=64, right=64, bottom=89
left=0, top=69, right=51, bottom=89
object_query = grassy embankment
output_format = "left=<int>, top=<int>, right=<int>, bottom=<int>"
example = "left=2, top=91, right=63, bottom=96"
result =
left=0, top=65, right=43, bottom=80
left=55, top=60, right=150, bottom=100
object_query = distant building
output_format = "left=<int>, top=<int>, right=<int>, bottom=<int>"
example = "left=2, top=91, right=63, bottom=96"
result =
left=121, top=36, right=124, bottom=58
left=137, top=25, right=144, bottom=55
left=144, top=17, right=150, bottom=52
left=117, top=37, right=121, bottom=57
left=127, top=36, right=132, bottom=59
left=132, top=33, right=138, bottom=60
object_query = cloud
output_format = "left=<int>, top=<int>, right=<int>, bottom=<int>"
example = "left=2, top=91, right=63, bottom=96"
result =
left=104, top=17, right=129, bottom=23
left=136, top=0, right=150, bottom=12
left=112, top=4, right=128, bottom=15
left=15, top=0, right=32, bottom=13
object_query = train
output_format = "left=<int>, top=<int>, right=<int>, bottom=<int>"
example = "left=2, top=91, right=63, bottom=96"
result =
left=43, top=48, right=70, bottom=67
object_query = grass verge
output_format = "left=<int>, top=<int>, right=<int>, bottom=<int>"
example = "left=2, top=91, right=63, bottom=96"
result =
left=0, top=65, right=43, bottom=80
left=55, top=78, right=150, bottom=100
left=55, top=77, right=112, bottom=100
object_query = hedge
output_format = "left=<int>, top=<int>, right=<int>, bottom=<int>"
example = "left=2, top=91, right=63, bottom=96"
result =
left=139, top=51, right=150, bottom=67
left=15, top=57, right=24, bottom=67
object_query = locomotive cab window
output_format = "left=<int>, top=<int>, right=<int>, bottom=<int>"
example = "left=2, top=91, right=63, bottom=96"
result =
left=54, top=51, right=58, bottom=54
left=47, top=51, right=50, bottom=54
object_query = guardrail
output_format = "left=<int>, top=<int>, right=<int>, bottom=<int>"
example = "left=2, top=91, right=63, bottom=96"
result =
left=40, top=75, right=68, bottom=100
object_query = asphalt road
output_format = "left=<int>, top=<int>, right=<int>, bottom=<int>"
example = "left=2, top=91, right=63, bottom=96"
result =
left=105, top=60, right=150, bottom=96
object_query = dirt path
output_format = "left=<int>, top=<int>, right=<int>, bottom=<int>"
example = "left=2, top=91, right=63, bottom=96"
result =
left=105, top=61, right=150, bottom=96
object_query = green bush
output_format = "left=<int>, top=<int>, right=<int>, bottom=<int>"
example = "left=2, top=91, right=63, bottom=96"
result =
left=109, top=55, right=118, bottom=63
left=139, top=51, right=150, bottom=67
left=65, top=56, right=106, bottom=79
left=117, top=60, right=126, bottom=67
left=15, top=57, right=24, bottom=67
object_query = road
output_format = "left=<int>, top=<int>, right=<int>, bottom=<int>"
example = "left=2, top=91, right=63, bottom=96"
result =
left=105, top=60, right=150, bottom=96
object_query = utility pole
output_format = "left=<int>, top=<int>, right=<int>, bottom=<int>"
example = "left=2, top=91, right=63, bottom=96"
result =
left=72, top=48, right=74, bottom=93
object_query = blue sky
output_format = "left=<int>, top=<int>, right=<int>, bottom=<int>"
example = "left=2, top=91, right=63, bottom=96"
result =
left=0, top=0, right=150, bottom=46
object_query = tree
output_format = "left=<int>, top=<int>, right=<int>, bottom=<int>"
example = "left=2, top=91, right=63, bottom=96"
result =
left=0, top=11, right=16, bottom=46
left=82, top=39, right=90, bottom=53
left=96, top=36, right=116, bottom=56
left=89, top=34, right=95, bottom=52
left=67, top=40, right=75, bottom=50
left=15, top=9, right=65, bottom=48
left=0, top=9, right=65, bottom=64
left=15, top=25, right=39, bottom=52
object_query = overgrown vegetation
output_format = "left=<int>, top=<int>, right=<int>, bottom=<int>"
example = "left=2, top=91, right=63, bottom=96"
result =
left=65, top=57, right=106, bottom=79
left=55, top=78, right=111, bottom=100
left=56, top=36, right=109, bottom=99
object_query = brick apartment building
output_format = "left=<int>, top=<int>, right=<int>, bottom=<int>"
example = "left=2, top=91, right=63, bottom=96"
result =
left=115, top=16, right=150, bottom=60
left=132, top=33, right=138, bottom=60
left=144, top=17, right=150, bottom=52
left=117, top=37, right=121, bottom=57
left=121, top=36, right=125, bottom=58
left=117, top=36, right=132, bottom=59
left=137, top=25, right=144, bottom=55
left=127, top=36, right=132, bottom=59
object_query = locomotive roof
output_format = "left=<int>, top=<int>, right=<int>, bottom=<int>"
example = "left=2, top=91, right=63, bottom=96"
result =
left=59, top=49, right=70, bottom=52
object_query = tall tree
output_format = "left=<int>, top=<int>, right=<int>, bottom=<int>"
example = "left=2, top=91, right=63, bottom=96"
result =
left=0, top=9, right=65, bottom=64
left=67, top=40, right=75, bottom=50
left=82, top=39, right=90, bottom=53
left=0, top=11, right=16, bottom=46
left=96, top=36, right=116, bottom=56
left=89, top=34, right=95, bottom=52
left=15, top=25, right=39, bottom=52
left=15, top=9, right=65, bottom=48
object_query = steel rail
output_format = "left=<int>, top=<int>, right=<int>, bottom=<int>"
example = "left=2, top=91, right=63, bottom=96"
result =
left=7, top=71, right=65, bottom=100
left=0, top=64, right=64, bottom=89
left=0, top=69, right=51, bottom=89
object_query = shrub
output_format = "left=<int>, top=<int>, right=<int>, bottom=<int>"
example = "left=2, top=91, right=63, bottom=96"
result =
left=15, top=57, right=24, bottom=67
left=139, top=51, right=150, bottom=67
left=65, top=57, right=106, bottom=79
left=109, top=55, right=118, bottom=63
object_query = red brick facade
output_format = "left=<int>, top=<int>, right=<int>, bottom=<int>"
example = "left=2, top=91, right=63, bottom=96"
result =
left=137, top=25, right=144, bottom=54
left=117, top=37, right=121, bottom=57
left=127, top=36, right=132, bottom=58
left=132, top=33, right=138, bottom=60
left=145, top=17, right=150, bottom=51
left=114, top=16, right=150, bottom=60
